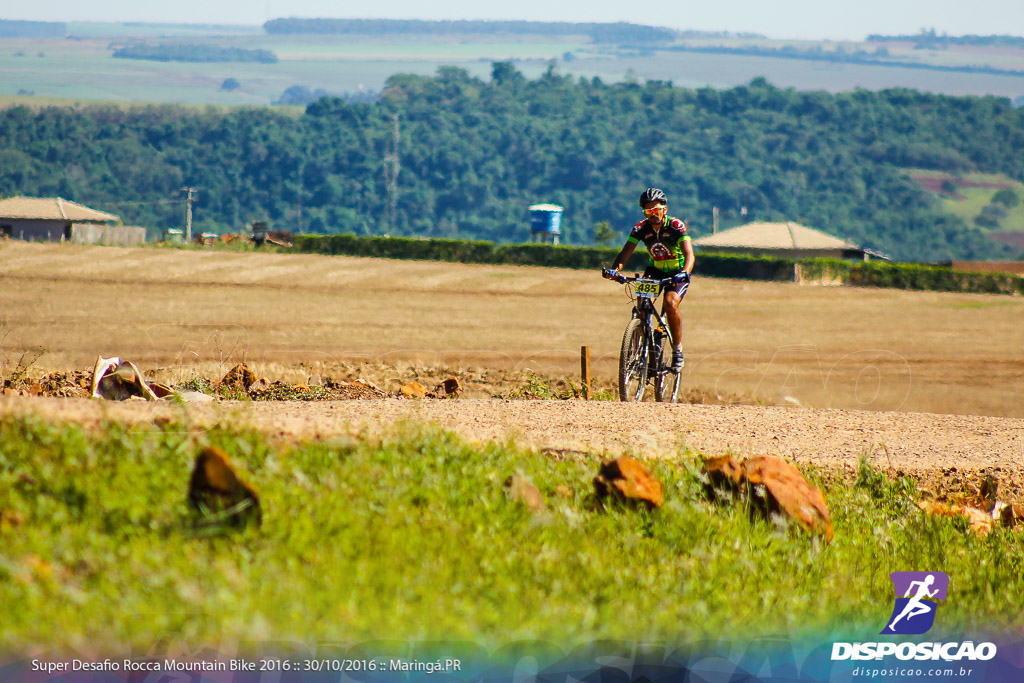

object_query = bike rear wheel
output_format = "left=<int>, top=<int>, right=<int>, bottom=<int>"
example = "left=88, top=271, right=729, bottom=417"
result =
left=618, top=318, right=648, bottom=402
left=654, top=340, right=682, bottom=403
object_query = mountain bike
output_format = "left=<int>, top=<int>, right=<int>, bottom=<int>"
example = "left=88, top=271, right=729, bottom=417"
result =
left=605, top=272, right=683, bottom=403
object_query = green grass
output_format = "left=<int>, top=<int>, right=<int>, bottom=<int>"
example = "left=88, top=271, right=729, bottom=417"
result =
left=907, top=169, right=1024, bottom=234
left=1, top=414, right=1021, bottom=653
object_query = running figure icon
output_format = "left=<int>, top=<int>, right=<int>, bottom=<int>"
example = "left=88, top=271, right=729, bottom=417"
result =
left=882, top=571, right=949, bottom=635
left=887, top=574, right=938, bottom=631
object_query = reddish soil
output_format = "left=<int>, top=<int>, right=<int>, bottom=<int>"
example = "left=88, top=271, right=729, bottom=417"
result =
left=909, top=174, right=1013, bottom=199
left=953, top=260, right=1024, bottom=275
left=991, top=233, right=1024, bottom=250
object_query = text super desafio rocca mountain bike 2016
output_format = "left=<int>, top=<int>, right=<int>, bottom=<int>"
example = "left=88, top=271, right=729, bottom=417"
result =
left=605, top=272, right=683, bottom=403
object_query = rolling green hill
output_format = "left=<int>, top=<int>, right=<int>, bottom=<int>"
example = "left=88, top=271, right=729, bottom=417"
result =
left=1, top=67, right=1023, bottom=261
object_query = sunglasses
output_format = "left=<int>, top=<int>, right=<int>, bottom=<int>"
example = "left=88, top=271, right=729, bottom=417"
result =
left=643, top=205, right=667, bottom=215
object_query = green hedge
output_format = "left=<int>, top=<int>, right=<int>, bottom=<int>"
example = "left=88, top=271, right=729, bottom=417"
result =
left=290, top=234, right=1023, bottom=295
left=848, top=260, right=1024, bottom=295
left=692, top=252, right=801, bottom=281
left=292, top=234, right=496, bottom=262
left=292, top=234, right=651, bottom=271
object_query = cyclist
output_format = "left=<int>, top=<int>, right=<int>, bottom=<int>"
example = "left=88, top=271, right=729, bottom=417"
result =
left=602, top=187, right=694, bottom=372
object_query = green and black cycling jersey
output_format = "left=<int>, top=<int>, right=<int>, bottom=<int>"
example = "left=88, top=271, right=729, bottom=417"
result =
left=627, top=216, right=690, bottom=272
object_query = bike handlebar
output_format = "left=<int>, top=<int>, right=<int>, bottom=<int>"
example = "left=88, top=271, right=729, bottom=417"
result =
left=602, top=269, right=688, bottom=286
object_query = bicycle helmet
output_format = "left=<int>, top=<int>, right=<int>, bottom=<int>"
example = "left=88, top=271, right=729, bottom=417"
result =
left=639, top=187, right=667, bottom=208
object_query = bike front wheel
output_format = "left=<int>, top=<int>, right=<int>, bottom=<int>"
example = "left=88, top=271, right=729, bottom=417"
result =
left=618, top=318, right=648, bottom=402
left=654, top=340, right=682, bottom=403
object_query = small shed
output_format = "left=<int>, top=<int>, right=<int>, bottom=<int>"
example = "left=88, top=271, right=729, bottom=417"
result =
left=693, top=221, right=884, bottom=261
left=528, top=203, right=563, bottom=245
left=0, top=196, right=143, bottom=245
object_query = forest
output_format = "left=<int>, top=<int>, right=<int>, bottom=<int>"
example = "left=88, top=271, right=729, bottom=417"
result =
left=262, top=18, right=677, bottom=43
left=1, top=64, right=1023, bottom=261
left=111, top=43, right=278, bottom=64
left=0, top=19, right=66, bottom=38
left=867, top=30, right=1024, bottom=49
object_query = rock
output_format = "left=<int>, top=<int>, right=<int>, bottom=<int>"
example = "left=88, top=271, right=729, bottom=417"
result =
left=918, top=500, right=958, bottom=517
left=978, top=473, right=999, bottom=507
left=430, top=376, right=463, bottom=398
left=307, top=374, right=322, bottom=386
left=917, top=500, right=993, bottom=537
left=700, top=455, right=745, bottom=502
left=593, top=457, right=663, bottom=509
left=221, top=363, right=257, bottom=390
left=400, top=381, right=428, bottom=398
left=1014, top=504, right=1024, bottom=525
left=992, top=501, right=1014, bottom=528
left=505, top=474, right=546, bottom=513
left=247, top=378, right=272, bottom=396
left=961, top=506, right=994, bottom=538
left=188, top=446, right=261, bottom=528
left=176, top=390, right=216, bottom=403
left=148, top=382, right=176, bottom=398
left=744, top=456, right=833, bottom=542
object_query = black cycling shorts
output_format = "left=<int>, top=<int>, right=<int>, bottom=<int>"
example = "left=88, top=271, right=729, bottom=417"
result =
left=644, top=266, right=689, bottom=299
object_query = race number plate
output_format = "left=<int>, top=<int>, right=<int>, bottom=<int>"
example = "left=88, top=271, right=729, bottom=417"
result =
left=634, top=279, right=660, bottom=299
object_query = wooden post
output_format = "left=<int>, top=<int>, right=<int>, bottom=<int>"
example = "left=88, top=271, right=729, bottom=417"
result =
left=580, top=345, right=591, bottom=400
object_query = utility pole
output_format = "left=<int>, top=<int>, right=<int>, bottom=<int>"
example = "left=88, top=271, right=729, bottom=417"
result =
left=181, top=187, right=196, bottom=241
left=383, top=113, right=400, bottom=233
left=713, top=205, right=719, bottom=234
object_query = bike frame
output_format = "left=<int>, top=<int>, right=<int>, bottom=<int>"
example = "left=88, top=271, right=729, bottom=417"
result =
left=630, top=282, right=675, bottom=371
left=614, top=274, right=682, bottom=402
left=631, top=290, right=675, bottom=347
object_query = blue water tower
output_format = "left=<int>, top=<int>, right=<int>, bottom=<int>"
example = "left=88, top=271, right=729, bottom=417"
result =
left=529, top=204, right=563, bottom=245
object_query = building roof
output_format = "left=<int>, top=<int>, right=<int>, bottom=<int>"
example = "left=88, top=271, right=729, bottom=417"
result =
left=0, top=197, right=119, bottom=223
left=528, top=204, right=564, bottom=212
left=693, top=221, right=857, bottom=250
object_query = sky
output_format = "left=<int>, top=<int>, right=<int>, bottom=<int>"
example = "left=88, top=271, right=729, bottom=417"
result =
left=3, top=0, right=1024, bottom=41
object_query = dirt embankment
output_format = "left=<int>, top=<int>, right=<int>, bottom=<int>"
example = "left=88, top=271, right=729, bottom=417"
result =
left=3, top=395, right=1023, bottom=500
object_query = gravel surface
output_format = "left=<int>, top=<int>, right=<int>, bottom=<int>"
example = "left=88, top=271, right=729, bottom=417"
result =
left=4, top=396, right=1023, bottom=479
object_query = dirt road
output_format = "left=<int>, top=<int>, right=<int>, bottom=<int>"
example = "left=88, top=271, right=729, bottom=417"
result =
left=4, top=396, right=1022, bottom=485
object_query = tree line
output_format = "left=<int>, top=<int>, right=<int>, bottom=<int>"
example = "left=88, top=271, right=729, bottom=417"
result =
left=111, top=43, right=278, bottom=64
left=0, top=19, right=65, bottom=38
left=1, top=65, right=1022, bottom=261
left=669, top=43, right=1024, bottom=77
left=263, top=18, right=676, bottom=44
left=867, top=30, right=1024, bottom=49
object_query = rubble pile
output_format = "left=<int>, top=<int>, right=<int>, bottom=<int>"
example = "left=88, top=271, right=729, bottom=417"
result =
left=2, top=370, right=92, bottom=398
left=917, top=471, right=1024, bottom=538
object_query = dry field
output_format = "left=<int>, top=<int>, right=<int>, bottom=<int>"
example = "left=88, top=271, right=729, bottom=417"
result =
left=2, top=240, right=1023, bottom=417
